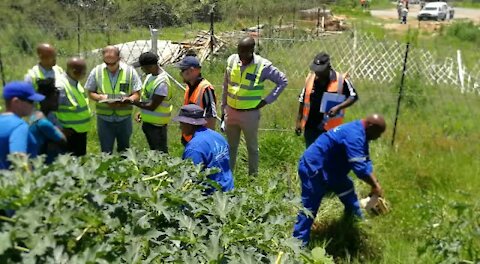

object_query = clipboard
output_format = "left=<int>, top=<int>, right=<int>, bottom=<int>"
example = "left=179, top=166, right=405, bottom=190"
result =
left=98, top=98, right=124, bottom=104
left=320, top=92, right=346, bottom=114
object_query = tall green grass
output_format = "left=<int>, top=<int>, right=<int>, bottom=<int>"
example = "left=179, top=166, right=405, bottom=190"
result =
left=1, top=9, right=479, bottom=263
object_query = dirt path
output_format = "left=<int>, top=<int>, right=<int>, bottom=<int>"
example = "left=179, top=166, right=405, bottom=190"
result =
left=371, top=5, right=480, bottom=22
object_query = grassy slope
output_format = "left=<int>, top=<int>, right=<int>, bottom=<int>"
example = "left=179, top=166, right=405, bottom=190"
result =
left=1, top=5, right=479, bottom=263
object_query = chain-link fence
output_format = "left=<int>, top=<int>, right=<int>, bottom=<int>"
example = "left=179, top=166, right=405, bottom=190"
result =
left=1, top=21, right=479, bottom=144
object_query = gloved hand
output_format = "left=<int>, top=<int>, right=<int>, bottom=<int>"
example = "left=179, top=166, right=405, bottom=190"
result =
left=360, top=194, right=390, bottom=215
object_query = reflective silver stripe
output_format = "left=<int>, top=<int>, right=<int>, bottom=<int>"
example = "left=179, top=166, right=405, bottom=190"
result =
left=228, top=81, right=240, bottom=87
left=241, top=83, right=264, bottom=90
left=227, top=55, right=238, bottom=71
left=141, top=109, right=171, bottom=117
left=58, top=105, right=89, bottom=113
left=59, top=117, right=91, bottom=125
left=349, top=157, right=367, bottom=162
left=337, top=188, right=354, bottom=198
left=95, top=105, right=132, bottom=111
left=159, top=101, right=171, bottom=107
left=228, top=81, right=264, bottom=91
left=125, top=66, right=132, bottom=84
left=304, top=102, right=311, bottom=107
left=116, top=106, right=132, bottom=110
left=245, top=58, right=265, bottom=90
left=95, top=65, right=103, bottom=91
left=95, top=105, right=111, bottom=110
left=227, top=92, right=262, bottom=101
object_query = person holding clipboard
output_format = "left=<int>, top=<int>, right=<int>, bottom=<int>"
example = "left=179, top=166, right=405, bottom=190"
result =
left=295, top=52, right=359, bottom=147
left=85, top=46, right=142, bottom=154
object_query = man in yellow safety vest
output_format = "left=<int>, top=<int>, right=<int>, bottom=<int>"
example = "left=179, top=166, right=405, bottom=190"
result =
left=56, top=57, right=92, bottom=156
left=222, top=37, right=288, bottom=176
left=85, top=46, right=141, bottom=154
left=24, top=43, right=64, bottom=90
left=130, top=52, right=172, bottom=153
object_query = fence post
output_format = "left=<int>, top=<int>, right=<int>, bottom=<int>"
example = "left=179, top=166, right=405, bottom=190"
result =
left=269, top=16, right=273, bottom=38
left=0, top=49, right=6, bottom=87
left=352, top=29, right=357, bottom=78
left=457, top=49, right=465, bottom=93
left=210, top=5, right=215, bottom=56
left=77, top=13, right=81, bottom=55
left=150, top=27, right=158, bottom=55
left=322, top=5, right=326, bottom=31
left=257, top=16, right=261, bottom=53
left=391, top=42, right=410, bottom=147
left=292, top=5, right=296, bottom=39
left=316, top=8, right=321, bottom=36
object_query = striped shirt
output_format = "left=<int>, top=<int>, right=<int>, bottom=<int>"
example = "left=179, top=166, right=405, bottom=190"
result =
left=187, top=77, right=217, bottom=118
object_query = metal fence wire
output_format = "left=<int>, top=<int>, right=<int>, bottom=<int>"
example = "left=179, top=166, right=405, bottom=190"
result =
left=0, top=23, right=479, bottom=138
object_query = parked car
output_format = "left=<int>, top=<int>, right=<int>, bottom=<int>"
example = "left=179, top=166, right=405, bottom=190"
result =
left=417, top=2, right=454, bottom=21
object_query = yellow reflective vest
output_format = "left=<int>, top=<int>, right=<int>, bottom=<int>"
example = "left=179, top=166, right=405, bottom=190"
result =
left=94, top=63, right=134, bottom=116
left=26, top=65, right=64, bottom=90
left=140, top=72, right=172, bottom=126
left=226, top=54, right=268, bottom=109
left=56, top=75, right=92, bottom=133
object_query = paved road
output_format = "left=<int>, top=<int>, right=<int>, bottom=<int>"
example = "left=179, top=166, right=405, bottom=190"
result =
left=371, top=5, right=480, bottom=21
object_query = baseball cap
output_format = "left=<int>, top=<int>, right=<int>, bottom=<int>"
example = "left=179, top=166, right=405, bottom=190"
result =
left=310, top=52, right=331, bottom=73
left=138, top=52, right=159, bottom=67
left=3, top=81, right=45, bottom=102
left=175, top=55, right=201, bottom=70
left=172, top=104, right=207, bottom=126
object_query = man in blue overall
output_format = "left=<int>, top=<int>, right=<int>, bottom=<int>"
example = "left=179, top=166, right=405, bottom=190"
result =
left=173, top=104, right=234, bottom=193
left=293, top=114, right=386, bottom=245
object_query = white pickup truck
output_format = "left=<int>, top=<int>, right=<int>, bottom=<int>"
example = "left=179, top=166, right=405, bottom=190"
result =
left=417, top=2, right=455, bottom=21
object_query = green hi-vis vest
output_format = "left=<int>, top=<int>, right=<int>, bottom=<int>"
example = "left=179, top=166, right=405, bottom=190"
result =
left=26, top=65, right=64, bottom=90
left=226, top=55, right=267, bottom=109
left=140, top=72, right=172, bottom=126
left=94, top=64, right=134, bottom=117
left=56, top=76, right=92, bottom=133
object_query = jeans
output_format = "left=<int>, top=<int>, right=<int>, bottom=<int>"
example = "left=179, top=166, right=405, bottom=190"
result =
left=97, top=116, right=132, bottom=154
left=142, top=122, right=168, bottom=153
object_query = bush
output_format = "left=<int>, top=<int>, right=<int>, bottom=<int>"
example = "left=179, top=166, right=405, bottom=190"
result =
left=445, top=21, right=480, bottom=43
left=418, top=198, right=480, bottom=263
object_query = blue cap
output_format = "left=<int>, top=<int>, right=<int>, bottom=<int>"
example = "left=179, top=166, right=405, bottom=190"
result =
left=3, top=81, right=45, bottom=102
left=175, top=56, right=201, bottom=70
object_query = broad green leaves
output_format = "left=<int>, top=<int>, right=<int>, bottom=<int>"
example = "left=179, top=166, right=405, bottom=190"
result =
left=0, top=149, right=319, bottom=262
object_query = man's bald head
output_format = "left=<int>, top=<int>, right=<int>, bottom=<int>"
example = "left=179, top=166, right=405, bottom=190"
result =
left=365, top=114, right=386, bottom=141
left=66, top=57, right=87, bottom=81
left=37, top=43, right=57, bottom=69
left=237, top=37, right=255, bottom=64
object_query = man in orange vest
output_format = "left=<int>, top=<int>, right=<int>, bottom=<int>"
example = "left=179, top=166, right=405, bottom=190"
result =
left=295, top=52, right=359, bottom=148
left=176, top=55, right=217, bottom=144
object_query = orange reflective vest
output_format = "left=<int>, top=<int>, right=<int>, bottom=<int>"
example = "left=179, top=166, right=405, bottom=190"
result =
left=183, top=79, right=215, bottom=108
left=300, top=71, right=345, bottom=131
left=182, top=79, right=215, bottom=143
